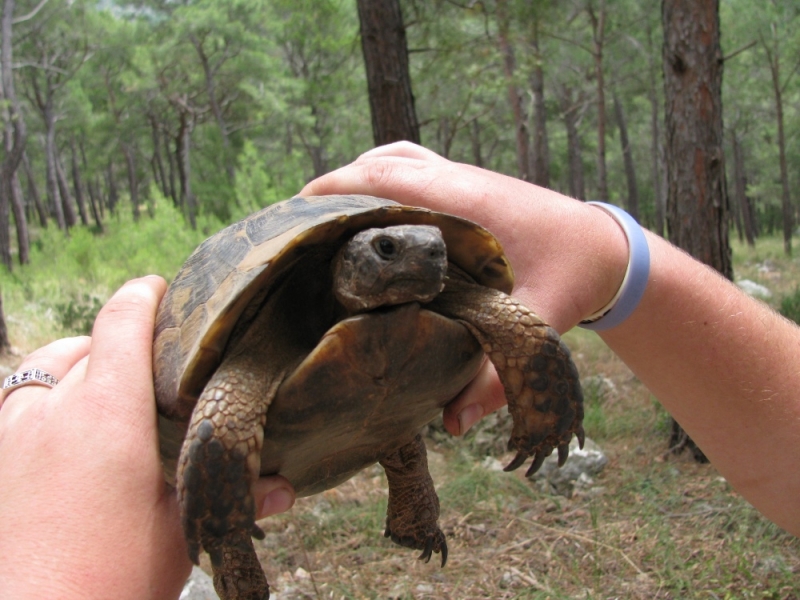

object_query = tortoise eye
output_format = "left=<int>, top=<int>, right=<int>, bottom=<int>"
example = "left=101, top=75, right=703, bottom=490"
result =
left=375, top=237, right=398, bottom=259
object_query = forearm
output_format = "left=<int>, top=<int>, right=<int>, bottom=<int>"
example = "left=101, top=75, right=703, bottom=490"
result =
left=602, top=232, right=800, bottom=535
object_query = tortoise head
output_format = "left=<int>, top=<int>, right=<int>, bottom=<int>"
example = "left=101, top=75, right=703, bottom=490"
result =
left=333, top=225, right=447, bottom=313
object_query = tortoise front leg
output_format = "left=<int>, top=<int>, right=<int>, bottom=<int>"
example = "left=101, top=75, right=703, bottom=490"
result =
left=432, top=278, right=584, bottom=476
left=178, top=360, right=284, bottom=600
left=380, top=434, right=448, bottom=567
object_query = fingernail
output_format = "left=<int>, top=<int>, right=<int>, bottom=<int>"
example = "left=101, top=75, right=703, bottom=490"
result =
left=261, top=487, right=294, bottom=516
left=457, top=404, right=484, bottom=435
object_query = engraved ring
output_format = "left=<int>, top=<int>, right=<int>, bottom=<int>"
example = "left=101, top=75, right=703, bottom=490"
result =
left=1, top=368, right=60, bottom=404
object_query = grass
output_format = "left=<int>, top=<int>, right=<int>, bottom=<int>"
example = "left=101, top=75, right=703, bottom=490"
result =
left=1, top=215, right=799, bottom=598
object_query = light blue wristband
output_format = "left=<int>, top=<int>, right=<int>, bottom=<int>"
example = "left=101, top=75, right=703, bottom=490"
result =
left=579, top=202, right=650, bottom=331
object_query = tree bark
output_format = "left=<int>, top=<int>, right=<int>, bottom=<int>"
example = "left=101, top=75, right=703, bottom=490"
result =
left=731, top=130, right=756, bottom=246
left=148, top=114, right=169, bottom=199
left=529, top=21, right=550, bottom=188
left=663, top=0, right=730, bottom=462
left=646, top=19, right=666, bottom=236
left=587, top=0, right=609, bottom=201
left=495, top=0, right=530, bottom=180
left=55, top=155, right=77, bottom=228
left=0, top=290, right=10, bottom=350
left=1, top=0, right=27, bottom=269
left=106, top=160, right=119, bottom=215
left=190, top=33, right=235, bottom=186
left=558, top=85, right=586, bottom=201
left=176, top=112, right=197, bottom=229
left=22, top=152, right=47, bottom=228
left=762, top=33, right=792, bottom=255
left=10, top=171, right=28, bottom=264
left=356, top=0, right=420, bottom=146
left=470, top=119, right=483, bottom=168
left=613, top=91, right=640, bottom=221
left=69, top=139, right=89, bottom=226
left=122, top=143, right=140, bottom=221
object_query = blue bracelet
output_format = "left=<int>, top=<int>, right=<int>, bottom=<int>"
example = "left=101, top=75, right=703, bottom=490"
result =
left=579, top=202, right=650, bottom=331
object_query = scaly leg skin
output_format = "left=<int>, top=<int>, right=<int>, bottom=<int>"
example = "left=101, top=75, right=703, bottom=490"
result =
left=380, top=434, right=448, bottom=567
left=432, top=277, right=585, bottom=476
left=177, top=360, right=284, bottom=600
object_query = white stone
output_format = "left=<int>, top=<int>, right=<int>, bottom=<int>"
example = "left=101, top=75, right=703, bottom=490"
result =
left=736, top=279, right=772, bottom=299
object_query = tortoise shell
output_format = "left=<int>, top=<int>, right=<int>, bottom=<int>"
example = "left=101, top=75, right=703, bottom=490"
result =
left=154, top=195, right=514, bottom=495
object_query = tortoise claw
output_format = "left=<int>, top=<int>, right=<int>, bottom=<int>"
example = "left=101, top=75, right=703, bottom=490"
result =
left=524, top=445, right=551, bottom=477
left=557, top=442, right=570, bottom=467
left=418, top=537, right=434, bottom=563
left=440, top=539, right=448, bottom=567
left=577, top=425, right=586, bottom=449
left=503, top=450, right=529, bottom=472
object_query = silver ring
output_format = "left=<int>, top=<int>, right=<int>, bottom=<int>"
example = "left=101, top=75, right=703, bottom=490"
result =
left=2, top=368, right=60, bottom=399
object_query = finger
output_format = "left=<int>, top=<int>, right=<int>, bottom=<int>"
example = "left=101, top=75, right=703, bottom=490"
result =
left=356, top=141, right=446, bottom=163
left=252, top=475, right=295, bottom=519
left=0, top=336, right=91, bottom=412
left=442, top=361, right=507, bottom=437
left=85, top=276, right=167, bottom=406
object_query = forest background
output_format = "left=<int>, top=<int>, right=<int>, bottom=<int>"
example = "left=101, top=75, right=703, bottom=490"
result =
left=0, top=0, right=797, bottom=339
left=2, top=1, right=800, bottom=596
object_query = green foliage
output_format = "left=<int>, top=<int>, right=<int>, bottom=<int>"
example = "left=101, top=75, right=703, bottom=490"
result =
left=0, top=201, right=217, bottom=345
left=778, top=287, right=800, bottom=324
left=234, top=140, right=287, bottom=214
left=55, top=293, right=104, bottom=335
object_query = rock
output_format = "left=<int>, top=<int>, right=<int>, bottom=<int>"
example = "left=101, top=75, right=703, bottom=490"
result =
left=180, top=566, right=219, bottom=600
left=737, top=279, right=772, bottom=299
left=529, top=437, right=608, bottom=497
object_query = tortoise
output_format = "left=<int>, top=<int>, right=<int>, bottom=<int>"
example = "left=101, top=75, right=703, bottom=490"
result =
left=154, top=194, right=584, bottom=600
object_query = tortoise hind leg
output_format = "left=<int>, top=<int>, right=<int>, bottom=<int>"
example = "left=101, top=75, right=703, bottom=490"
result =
left=178, top=360, right=285, bottom=600
left=432, top=278, right=584, bottom=476
left=380, top=434, right=448, bottom=567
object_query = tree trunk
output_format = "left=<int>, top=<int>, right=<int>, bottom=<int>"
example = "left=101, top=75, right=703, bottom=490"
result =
left=22, top=152, right=47, bottom=228
left=529, top=22, right=550, bottom=188
left=1, top=0, right=27, bottom=269
left=106, top=161, right=119, bottom=215
left=10, top=172, right=28, bottom=265
left=558, top=86, right=586, bottom=201
left=0, top=290, right=10, bottom=350
left=496, top=0, right=530, bottom=180
left=731, top=130, right=756, bottom=246
left=55, top=155, right=77, bottom=228
left=356, top=0, right=420, bottom=146
left=663, top=0, right=730, bottom=463
left=763, top=35, right=792, bottom=255
left=164, top=127, right=179, bottom=207
left=190, top=33, right=235, bottom=186
left=646, top=19, right=666, bottom=236
left=176, top=112, right=197, bottom=229
left=588, top=1, right=609, bottom=201
left=470, top=119, right=483, bottom=168
left=69, top=139, right=89, bottom=226
left=122, top=143, right=140, bottom=221
left=43, top=105, right=66, bottom=230
left=613, top=91, right=640, bottom=221
left=149, top=114, right=169, bottom=198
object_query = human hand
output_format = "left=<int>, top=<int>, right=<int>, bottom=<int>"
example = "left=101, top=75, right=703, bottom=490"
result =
left=301, top=143, right=628, bottom=436
left=0, top=276, right=294, bottom=600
